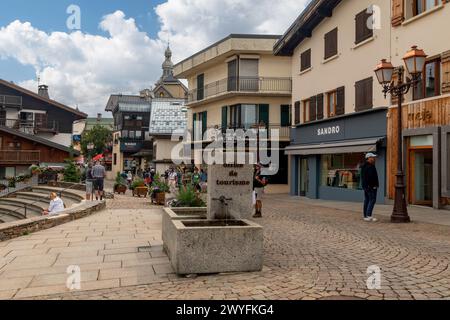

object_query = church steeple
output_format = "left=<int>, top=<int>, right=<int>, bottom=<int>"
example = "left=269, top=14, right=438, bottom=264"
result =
left=161, top=44, right=174, bottom=80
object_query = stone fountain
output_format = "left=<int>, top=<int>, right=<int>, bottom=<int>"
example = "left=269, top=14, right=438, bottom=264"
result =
left=162, top=163, right=263, bottom=275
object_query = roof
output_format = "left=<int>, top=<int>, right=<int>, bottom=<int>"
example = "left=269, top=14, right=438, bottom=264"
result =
left=0, top=126, right=78, bottom=155
left=149, top=99, right=187, bottom=135
left=105, top=94, right=151, bottom=112
left=174, top=34, right=282, bottom=71
left=116, top=102, right=151, bottom=113
left=85, top=118, right=114, bottom=131
left=0, top=79, right=88, bottom=118
left=274, top=0, right=342, bottom=56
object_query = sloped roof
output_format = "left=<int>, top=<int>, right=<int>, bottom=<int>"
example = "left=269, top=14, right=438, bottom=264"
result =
left=0, top=79, right=87, bottom=118
left=149, top=99, right=187, bottom=135
left=274, top=0, right=342, bottom=56
left=105, top=94, right=151, bottom=112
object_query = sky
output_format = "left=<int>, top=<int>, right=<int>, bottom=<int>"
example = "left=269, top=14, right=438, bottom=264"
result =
left=0, top=0, right=310, bottom=116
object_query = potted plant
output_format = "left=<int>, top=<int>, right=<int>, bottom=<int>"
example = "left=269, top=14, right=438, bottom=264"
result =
left=30, top=165, right=42, bottom=175
left=151, top=176, right=170, bottom=205
left=131, top=178, right=148, bottom=197
left=114, top=172, right=127, bottom=194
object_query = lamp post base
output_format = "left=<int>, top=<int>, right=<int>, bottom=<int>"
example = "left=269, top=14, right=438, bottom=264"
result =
left=391, top=175, right=410, bottom=223
left=391, top=212, right=411, bottom=223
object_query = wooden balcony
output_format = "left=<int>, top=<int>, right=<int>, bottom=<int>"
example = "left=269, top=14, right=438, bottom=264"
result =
left=0, top=150, right=41, bottom=164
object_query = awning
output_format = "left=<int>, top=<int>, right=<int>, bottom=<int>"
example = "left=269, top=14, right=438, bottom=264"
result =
left=285, top=137, right=385, bottom=156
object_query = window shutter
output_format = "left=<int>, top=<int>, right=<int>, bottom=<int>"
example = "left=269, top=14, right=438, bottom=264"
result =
left=355, top=77, right=373, bottom=111
left=192, top=113, right=197, bottom=139
left=309, top=96, right=317, bottom=121
left=442, top=50, right=450, bottom=94
left=336, top=86, right=345, bottom=115
left=294, top=101, right=300, bottom=124
left=202, top=112, right=208, bottom=135
left=300, top=49, right=311, bottom=72
left=355, top=9, right=373, bottom=44
left=222, top=106, right=228, bottom=130
left=197, top=74, right=204, bottom=101
left=316, top=94, right=324, bottom=120
left=324, top=28, right=338, bottom=60
left=392, top=0, right=404, bottom=27
left=259, top=104, right=269, bottom=127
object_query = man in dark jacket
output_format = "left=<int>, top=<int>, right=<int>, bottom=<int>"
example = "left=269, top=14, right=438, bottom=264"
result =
left=361, top=153, right=379, bottom=222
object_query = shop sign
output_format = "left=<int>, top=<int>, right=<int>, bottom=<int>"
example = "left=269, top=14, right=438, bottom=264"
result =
left=317, top=125, right=341, bottom=136
left=120, top=141, right=143, bottom=153
left=407, top=110, right=432, bottom=122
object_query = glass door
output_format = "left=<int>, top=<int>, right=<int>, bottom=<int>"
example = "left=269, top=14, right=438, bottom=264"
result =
left=408, top=148, right=433, bottom=206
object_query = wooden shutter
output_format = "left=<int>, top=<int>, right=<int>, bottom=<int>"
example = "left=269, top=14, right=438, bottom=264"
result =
left=221, top=106, right=228, bottom=129
left=294, top=101, right=300, bottom=124
left=300, top=49, right=311, bottom=72
left=309, top=96, right=317, bottom=122
left=259, top=104, right=269, bottom=127
left=324, top=28, right=338, bottom=60
left=280, top=105, right=290, bottom=127
left=192, top=113, right=197, bottom=138
left=197, top=74, right=204, bottom=100
left=355, top=9, right=373, bottom=44
left=355, top=77, right=373, bottom=111
left=442, top=50, right=450, bottom=94
left=392, top=0, right=404, bottom=27
left=202, top=112, right=208, bottom=135
left=316, top=94, right=324, bottom=120
left=336, top=86, right=345, bottom=115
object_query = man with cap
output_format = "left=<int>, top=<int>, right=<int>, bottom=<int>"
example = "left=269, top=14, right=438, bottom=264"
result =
left=361, top=153, right=379, bottom=222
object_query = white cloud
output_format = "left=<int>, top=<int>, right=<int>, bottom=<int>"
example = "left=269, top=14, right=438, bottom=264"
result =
left=0, top=1, right=309, bottom=116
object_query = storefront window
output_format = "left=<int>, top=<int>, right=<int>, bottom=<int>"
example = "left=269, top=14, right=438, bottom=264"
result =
left=321, top=153, right=366, bottom=190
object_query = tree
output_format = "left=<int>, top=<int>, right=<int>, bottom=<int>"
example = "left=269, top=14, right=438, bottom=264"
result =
left=63, top=159, right=81, bottom=183
left=80, top=124, right=112, bottom=159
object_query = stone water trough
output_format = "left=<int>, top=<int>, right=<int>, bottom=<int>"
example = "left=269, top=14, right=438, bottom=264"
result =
left=162, top=164, right=263, bottom=275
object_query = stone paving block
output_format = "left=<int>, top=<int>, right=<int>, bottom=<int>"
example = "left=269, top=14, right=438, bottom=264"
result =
left=0, top=277, right=33, bottom=290
left=14, top=285, right=70, bottom=299
left=103, top=252, right=151, bottom=263
left=152, top=263, right=175, bottom=275
left=99, top=266, right=155, bottom=280
left=54, top=255, right=104, bottom=266
left=0, top=289, right=17, bottom=300
left=29, top=271, right=99, bottom=288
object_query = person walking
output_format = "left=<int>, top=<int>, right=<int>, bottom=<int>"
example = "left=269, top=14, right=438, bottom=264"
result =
left=253, top=164, right=267, bottom=218
left=92, top=161, right=106, bottom=201
left=361, top=153, right=379, bottom=222
left=85, top=162, right=94, bottom=201
left=192, top=167, right=201, bottom=192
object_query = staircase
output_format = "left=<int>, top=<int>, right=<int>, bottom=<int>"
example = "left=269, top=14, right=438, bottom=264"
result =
left=0, top=186, right=86, bottom=222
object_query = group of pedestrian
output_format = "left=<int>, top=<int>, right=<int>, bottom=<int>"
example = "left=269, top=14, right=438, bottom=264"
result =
left=164, top=166, right=208, bottom=193
left=85, top=161, right=106, bottom=201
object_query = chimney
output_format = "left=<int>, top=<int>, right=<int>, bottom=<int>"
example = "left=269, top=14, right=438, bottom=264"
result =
left=97, top=113, right=102, bottom=122
left=38, top=85, right=49, bottom=99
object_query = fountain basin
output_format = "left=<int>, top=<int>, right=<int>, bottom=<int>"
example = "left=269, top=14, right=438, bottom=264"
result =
left=162, top=207, right=207, bottom=259
left=164, top=218, right=263, bottom=275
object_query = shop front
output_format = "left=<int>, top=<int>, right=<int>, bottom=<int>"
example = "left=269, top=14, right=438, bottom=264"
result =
left=287, top=108, right=388, bottom=204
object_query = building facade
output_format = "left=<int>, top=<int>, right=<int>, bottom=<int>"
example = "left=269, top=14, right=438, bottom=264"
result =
left=0, top=80, right=87, bottom=147
left=106, top=46, right=188, bottom=177
left=276, top=0, right=391, bottom=202
left=173, top=34, right=292, bottom=185
left=387, top=0, right=450, bottom=209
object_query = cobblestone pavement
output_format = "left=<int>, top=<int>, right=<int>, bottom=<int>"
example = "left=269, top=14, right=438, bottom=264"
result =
left=8, top=193, right=448, bottom=300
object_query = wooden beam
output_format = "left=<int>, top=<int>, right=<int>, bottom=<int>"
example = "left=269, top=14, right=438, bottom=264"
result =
left=318, top=7, right=333, bottom=18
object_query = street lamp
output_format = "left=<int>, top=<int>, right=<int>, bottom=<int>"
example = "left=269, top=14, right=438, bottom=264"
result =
left=374, top=46, right=427, bottom=223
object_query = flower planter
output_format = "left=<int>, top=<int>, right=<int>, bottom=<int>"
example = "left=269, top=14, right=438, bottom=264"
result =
left=133, top=186, right=149, bottom=197
left=154, top=192, right=166, bottom=205
left=114, top=185, right=127, bottom=195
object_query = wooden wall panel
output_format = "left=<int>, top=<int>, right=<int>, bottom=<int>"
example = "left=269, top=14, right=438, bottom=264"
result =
left=386, top=96, right=450, bottom=199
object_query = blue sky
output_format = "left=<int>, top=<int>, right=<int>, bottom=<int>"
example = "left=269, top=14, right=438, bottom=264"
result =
left=0, top=0, right=307, bottom=115
left=0, top=0, right=164, bottom=83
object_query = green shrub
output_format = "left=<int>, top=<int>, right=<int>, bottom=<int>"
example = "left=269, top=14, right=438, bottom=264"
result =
left=130, top=178, right=145, bottom=190
left=173, top=185, right=206, bottom=208
left=63, top=159, right=81, bottom=183
left=114, top=172, right=127, bottom=188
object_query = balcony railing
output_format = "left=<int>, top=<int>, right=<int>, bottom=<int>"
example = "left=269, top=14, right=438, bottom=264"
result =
left=0, top=118, right=59, bottom=134
left=0, top=150, right=41, bottom=163
left=0, top=95, right=22, bottom=107
left=193, top=123, right=291, bottom=142
left=189, top=76, right=292, bottom=103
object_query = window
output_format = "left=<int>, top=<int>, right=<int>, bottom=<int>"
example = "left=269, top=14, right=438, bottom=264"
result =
left=413, top=0, right=441, bottom=16
left=336, top=86, right=346, bottom=116
left=194, top=111, right=208, bottom=140
left=227, top=59, right=238, bottom=91
left=280, top=105, right=291, bottom=127
left=121, top=130, right=128, bottom=138
left=228, top=104, right=268, bottom=129
left=240, top=59, right=259, bottom=91
left=324, top=28, right=338, bottom=60
left=113, top=153, right=117, bottom=166
left=303, top=100, right=310, bottom=123
left=135, top=131, right=142, bottom=139
left=327, top=90, right=337, bottom=117
left=413, top=58, right=441, bottom=100
left=355, top=77, right=374, bottom=111
left=129, top=131, right=136, bottom=139
left=300, top=49, right=311, bottom=72
left=197, top=74, right=205, bottom=101
left=321, top=153, right=366, bottom=190
left=355, top=9, right=373, bottom=44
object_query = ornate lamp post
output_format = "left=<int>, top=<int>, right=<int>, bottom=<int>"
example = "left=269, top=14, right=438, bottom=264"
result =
left=374, top=46, right=427, bottom=223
